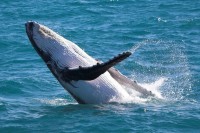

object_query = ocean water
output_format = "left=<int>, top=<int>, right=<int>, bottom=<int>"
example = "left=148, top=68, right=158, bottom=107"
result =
left=0, top=0, right=200, bottom=132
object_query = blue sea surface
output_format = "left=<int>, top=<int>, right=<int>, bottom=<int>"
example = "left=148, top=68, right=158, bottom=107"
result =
left=0, top=0, right=200, bottom=132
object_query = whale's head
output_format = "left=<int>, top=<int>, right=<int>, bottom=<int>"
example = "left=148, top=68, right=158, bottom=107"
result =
left=25, top=21, right=96, bottom=76
left=26, top=21, right=70, bottom=67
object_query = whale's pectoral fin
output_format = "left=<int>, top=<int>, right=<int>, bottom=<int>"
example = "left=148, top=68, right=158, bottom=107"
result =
left=62, top=51, right=132, bottom=81
left=108, top=67, right=154, bottom=96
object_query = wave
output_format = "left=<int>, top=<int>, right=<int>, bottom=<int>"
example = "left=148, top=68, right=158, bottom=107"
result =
left=36, top=98, right=78, bottom=106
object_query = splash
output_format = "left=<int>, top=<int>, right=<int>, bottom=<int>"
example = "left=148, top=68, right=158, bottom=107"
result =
left=112, top=39, right=191, bottom=104
left=139, top=77, right=167, bottom=99
left=129, top=42, right=145, bottom=54
left=110, top=77, right=167, bottom=104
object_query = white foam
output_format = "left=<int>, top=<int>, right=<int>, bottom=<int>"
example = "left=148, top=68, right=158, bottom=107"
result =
left=139, top=77, right=167, bottom=99
left=110, top=77, right=167, bottom=104
left=37, top=98, right=77, bottom=106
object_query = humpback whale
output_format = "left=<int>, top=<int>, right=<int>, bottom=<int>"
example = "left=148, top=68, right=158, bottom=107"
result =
left=25, top=21, right=153, bottom=104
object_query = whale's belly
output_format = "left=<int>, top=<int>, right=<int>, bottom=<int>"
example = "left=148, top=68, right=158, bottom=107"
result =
left=60, top=71, right=130, bottom=104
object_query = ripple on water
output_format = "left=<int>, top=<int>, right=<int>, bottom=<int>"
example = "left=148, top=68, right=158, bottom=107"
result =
left=0, top=0, right=200, bottom=132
